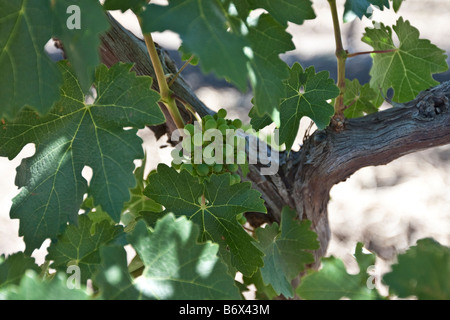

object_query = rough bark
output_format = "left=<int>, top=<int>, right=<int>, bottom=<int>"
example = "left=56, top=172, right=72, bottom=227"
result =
left=99, top=14, right=450, bottom=263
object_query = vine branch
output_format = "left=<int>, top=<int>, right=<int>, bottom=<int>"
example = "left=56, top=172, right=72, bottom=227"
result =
left=328, top=0, right=347, bottom=125
left=138, top=17, right=185, bottom=129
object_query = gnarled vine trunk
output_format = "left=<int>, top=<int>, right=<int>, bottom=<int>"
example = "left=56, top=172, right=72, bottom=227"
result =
left=99, top=14, right=450, bottom=264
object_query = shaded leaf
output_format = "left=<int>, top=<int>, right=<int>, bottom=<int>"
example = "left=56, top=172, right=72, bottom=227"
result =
left=0, top=252, right=40, bottom=289
left=0, top=62, right=164, bottom=253
left=248, top=107, right=273, bottom=131
left=343, top=0, right=390, bottom=22
left=96, top=215, right=241, bottom=299
left=46, top=215, right=125, bottom=284
left=245, top=0, right=316, bottom=26
left=246, top=14, right=294, bottom=117
left=140, top=0, right=248, bottom=90
left=383, top=238, right=450, bottom=300
left=51, top=0, right=110, bottom=94
left=143, top=164, right=266, bottom=276
left=256, top=206, right=319, bottom=298
left=103, top=0, right=147, bottom=13
left=0, top=0, right=61, bottom=119
left=95, top=245, right=140, bottom=300
left=297, top=243, right=383, bottom=300
left=3, top=270, right=90, bottom=300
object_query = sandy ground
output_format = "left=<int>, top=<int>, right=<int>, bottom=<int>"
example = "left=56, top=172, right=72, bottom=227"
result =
left=1, top=0, right=449, bottom=294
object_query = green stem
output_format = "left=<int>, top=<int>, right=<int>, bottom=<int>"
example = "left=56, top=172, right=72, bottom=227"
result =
left=168, top=55, right=194, bottom=87
left=347, top=49, right=397, bottom=58
left=138, top=17, right=185, bottom=129
left=328, top=0, right=346, bottom=117
left=40, top=260, right=51, bottom=279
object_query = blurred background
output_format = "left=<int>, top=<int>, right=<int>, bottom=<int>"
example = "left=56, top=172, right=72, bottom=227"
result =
left=1, top=0, right=449, bottom=294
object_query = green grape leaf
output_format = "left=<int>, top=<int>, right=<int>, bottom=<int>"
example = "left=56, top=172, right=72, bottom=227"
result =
left=46, top=214, right=125, bottom=284
left=279, top=63, right=339, bottom=151
left=123, top=154, right=163, bottom=218
left=84, top=199, right=116, bottom=231
left=95, top=215, right=241, bottom=300
left=229, top=0, right=251, bottom=20
left=0, top=61, right=165, bottom=254
left=256, top=206, right=319, bottom=298
left=392, top=0, right=404, bottom=12
left=95, top=245, right=140, bottom=300
left=383, top=238, right=450, bottom=300
left=3, top=270, right=90, bottom=300
left=103, top=0, right=147, bottom=13
left=51, top=0, right=109, bottom=94
left=179, top=45, right=199, bottom=66
left=248, top=107, right=273, bottom=130
left=245, top=0, right=316, bottom=26
left=143, top=164, right=267, bottom=276
left=343, top=78, right=379, bottom=118
left=343, top=0, right=390, bottom=22
left=140, top=0, right=248, bottom=91
left=243, top=269, right=278, bottom=300
left=0, top=252, right=40, bottom=290
left=0, top=0, right=61, bottom=119
left=297, top=242, right=383, bottom=300
left=362, top=18, right=448, bottom=103
left=246, top=14, right=294, bottom=118
left=131, top=215, right=240, bottom=299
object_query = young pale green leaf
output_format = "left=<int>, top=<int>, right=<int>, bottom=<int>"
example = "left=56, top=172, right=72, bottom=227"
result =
left=0, top=252, right=40, bottom=290
left=0, top=0, right=61, bottom=119
left=95, top=215, right=241, bottom=300
left=46, top=215, right=125, bottom=284
left=256, top=206, right=319, bottom=298
left=343, top=0, right=390, bottom=22
left=246, top=14, right=294, bottom=118
left=140, top=0, right=248, bottom=91
left=344, top=78, right=379, bottom=118
left=279, top=63, right=339, bottom=151
left=297, top=243, right=383, bottom=300
left=0, top=61, right=165, bottom=254
left=3, top=270, right=91, bottom=300
left=383, top=238, right=450, bottom=300
left=245, top=0, right=316, bottom=26
left=143, top=164, right=267, bottom=276
left=362, top=18, right=448, bottom=103
left=51, top=0, right=109, bottom=94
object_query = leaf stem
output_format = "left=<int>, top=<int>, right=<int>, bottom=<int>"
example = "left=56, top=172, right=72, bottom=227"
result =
left=328, top=0, right=347, bottom=119
left=347, top=49, right=397, bottom=58
left=138, top=17, right=185, bottom=129
left=168, top=55, right=194, bottom=87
